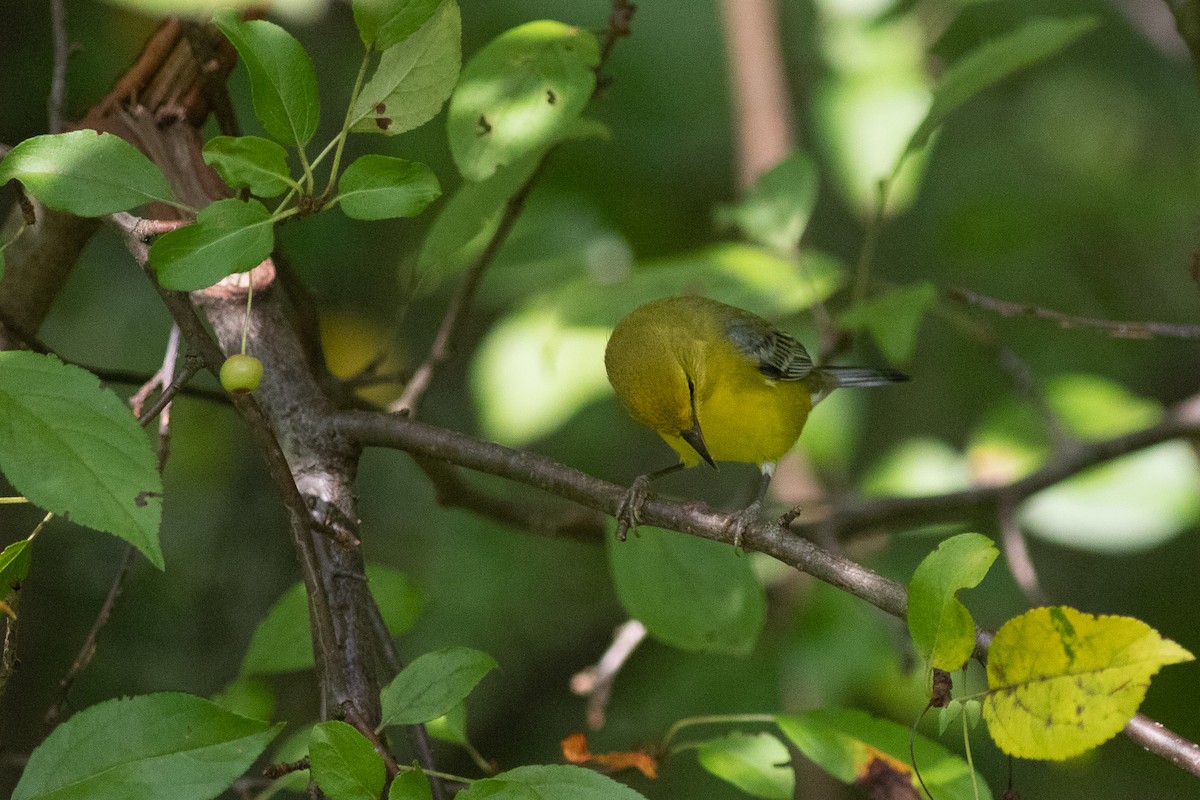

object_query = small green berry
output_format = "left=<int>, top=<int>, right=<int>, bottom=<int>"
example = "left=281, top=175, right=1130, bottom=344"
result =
left=220, top=354, right=263, bottom=394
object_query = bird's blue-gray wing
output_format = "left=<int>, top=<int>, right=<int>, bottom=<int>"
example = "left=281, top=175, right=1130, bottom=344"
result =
left=724, top=317, right=814, bottom=381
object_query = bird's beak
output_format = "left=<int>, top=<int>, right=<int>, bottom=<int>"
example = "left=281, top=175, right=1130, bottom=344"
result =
left=681, top=420, right=716, bottom=468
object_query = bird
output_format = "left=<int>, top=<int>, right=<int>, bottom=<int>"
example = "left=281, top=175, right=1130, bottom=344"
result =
left=604, top=295, right=908, bottom=546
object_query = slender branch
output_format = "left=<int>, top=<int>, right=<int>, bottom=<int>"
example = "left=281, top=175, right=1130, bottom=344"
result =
left=48, top=0, right=72, bottom=134
left=570, top=619, right=648, bottom=730
left=996, top=496, right=1047, bottom=607
left=949, top=286, right=1200, bottom=340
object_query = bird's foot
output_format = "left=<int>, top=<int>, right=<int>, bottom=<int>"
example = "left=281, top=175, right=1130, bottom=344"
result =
left=615, top=474, right=653, bottom=541
left=724, top=500, right=763, bottom=552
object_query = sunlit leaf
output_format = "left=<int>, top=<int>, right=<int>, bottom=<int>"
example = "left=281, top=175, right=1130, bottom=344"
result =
left=608, top=527, right=765, bottom=656
left=905, top=15, right=1100, bottom=156
left=455, top=764, right=647, bottom=800
left=12, top=693, right=280, bottom=800
left=714, top=152, right=818, bottom=254
left=777, top=707, right=991, bottom=800
left=838, top=282, right=937, bottom=364
left=351, top=0, right=461, bottom=136
left=336, top=155, right=441, bottom=220
left=907, top=533, right=997, bottom=673
left=0, top=131, right=176, bottom=216
left=983, top=606, right=1193, bottom=760
left=310, top=721, right=386, bottom=800
left=447, top=20, right=599, bottom=181
left=213, top=12, right=320, bottom=147
left=202, top=135, right=293, bottom=197
left=425, top=702, right=469, bottom=746
left=379, top=647, right=497, bottom=727
left=861, top=438, right=970, bottom=498
left=103, top=0, right=327, bottom=19
left=242, top=564, right=424, bottom=675
left=695, top=731, right=793, bottom=800
left=149, top=198, right=274, bottom=291
left=353, top=0, right=441, bottom=50
left=0, top=352, right=163, bottom=569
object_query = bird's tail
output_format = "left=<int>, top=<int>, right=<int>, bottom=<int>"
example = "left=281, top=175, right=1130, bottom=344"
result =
left=824, top=367, right=909, bottom=388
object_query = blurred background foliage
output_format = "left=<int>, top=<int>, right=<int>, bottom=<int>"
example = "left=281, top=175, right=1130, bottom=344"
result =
left=3, top=0, right=1200, bottom=798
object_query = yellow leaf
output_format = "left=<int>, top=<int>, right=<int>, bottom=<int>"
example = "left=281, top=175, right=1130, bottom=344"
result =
left=983, top=606, right=1193, bottom=760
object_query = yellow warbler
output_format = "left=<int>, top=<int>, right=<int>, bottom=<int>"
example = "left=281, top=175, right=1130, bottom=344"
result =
left=604, top=295, right=907, bottom=542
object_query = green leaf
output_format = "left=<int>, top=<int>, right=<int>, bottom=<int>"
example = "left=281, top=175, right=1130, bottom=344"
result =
left=417, top=149, right=541, bottom=278
left=983, top=606, right=1193, bottom=760
left=607, top=527, right=765, bottom=656
left=838, top=282, right=937, bottom=364
left=777, top=707, right=992, bottom=800
left=379, top=646, right=497, bottom=727
left=149, top=198, right=274, bottom=291
left=906, top=533, right=997, bottom=673
left=714, top=152, right=819, bottom=254
left=213, top=12, right=320, bottom=148
left=0, top=131, right=176, bottom=216
left=337, top=155, right=441, bottom=220
left=447, top=20, right=599, bottom=181
left=0, top=352, right=163, bottom=569
left=352, top=0, right=461, bottom=136
left=0, top=539, right=31, bottom=592
left=242, top=564, right=424, bottom=675
left=354, top=0, right=442, bottom=50
left=425, top=701, right=468, bottom=745
left=309, top=721, right=386, bottom=800
left=391, top=768, right=434, bottom=800
left=12, top=693, right=280, bottom=800
left=695, top=731, right=794, bottom=800
left=202, top=135, right=293, bottom=197
left=210, top=675, right=275, bottom=722
left=905, top=16, right=1099, bottom=157
left=456, top=764, right=647, bottom=800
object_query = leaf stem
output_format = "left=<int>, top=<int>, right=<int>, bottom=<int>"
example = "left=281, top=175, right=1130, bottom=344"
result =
left=319, top=49, right=374, bottom=199
left=662, top=713, right=777, bottom=747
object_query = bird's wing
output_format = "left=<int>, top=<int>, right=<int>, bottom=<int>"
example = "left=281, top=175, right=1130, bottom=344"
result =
left=724, top=317, right=814, bottom=381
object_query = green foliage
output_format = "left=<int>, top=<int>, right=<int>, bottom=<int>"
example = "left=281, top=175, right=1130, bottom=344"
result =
left=353, top=0, right=442, bottom=51
left=0, top=538, right=31, bottom=592
left=607, top=527, right=766, bottom=656
left=378, top=646, right=497, bottom=727
left=0, top=351, right=163, bottom=568
left=390, top=769, right=434, bottom=800
left=12, top=693, right=280, bottom=800
left=694, top=731, right=793, bottom=800
left=213, top=12, right=320, bottom=149
left=455, top=764, right=647, bottom=800
left=336, top=155, right=441, bottom=220
left=904, top=15, right=1100, bottom=158
left=838, top=282, right=937, bottom=364
left=309, top=721, right=386, bottom=800
left=983, top=606, right=1193, bottom=760
left=714, top=152, right=819, bottom=254
left=149, top=198, right=275, bottom=291
left=0, top=130, right=177, bottom=216
left=447, top=20, right=600, bottom=181
left=351, top=0, right=462, bottom=136
left=241, top=564, right=424, bottom=675
left=777, top=708, right=992, bottom=800
left=202, top=136, right=294, bottom=198
left=907, top=532, right=998, bottom=673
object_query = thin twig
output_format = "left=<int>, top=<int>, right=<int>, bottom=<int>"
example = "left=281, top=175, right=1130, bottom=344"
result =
left=570, top=619, right=648, bottom=730
left=950, top=286, right=1200, bottom=340
left=996, top=495, right=1048, bottom=607
left=48, top=0, right=72, bottom=134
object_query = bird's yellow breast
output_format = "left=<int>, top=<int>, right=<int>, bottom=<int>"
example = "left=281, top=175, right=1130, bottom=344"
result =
left=604, top=296, right=814, bottom=468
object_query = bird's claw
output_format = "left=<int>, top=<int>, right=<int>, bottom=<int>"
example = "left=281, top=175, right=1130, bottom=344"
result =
left=724, top=500, right=763, bottom=552
left=615, top=474, right=653, bottom=541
